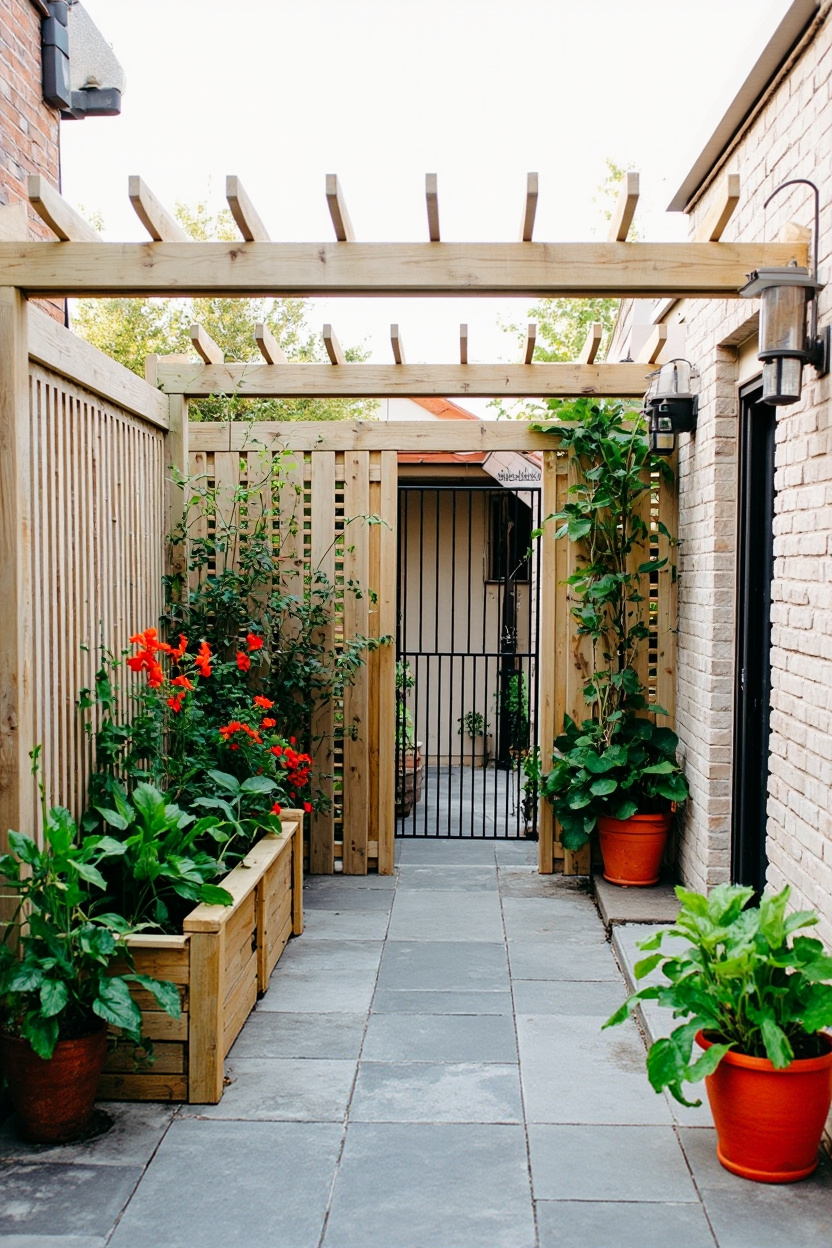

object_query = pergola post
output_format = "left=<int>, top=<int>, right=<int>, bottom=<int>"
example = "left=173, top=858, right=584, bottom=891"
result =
left=0, top=288, right=35, bottom=907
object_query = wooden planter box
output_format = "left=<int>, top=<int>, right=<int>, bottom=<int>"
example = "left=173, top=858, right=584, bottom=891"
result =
left=98, top=812, right=303, bottom=1105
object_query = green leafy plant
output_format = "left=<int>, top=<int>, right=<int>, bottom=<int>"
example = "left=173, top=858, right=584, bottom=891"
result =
left=538, top=715, right=689, bottom=850
left=604, top=883, right=832, bottom=1105
left=531, top=399, right=686, bottom=850
left=500, top=670, right=529, bottom=754
left=457, top=710, right=489, bottom=739
left=94, top=780, right=236, bottom=929
left=0, top=753, right=180, bottom=1060
left=396, top=660, right=416, bottom=752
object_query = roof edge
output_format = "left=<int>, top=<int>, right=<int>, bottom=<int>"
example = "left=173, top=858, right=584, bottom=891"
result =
left=667, top=0, right=820, bottom=213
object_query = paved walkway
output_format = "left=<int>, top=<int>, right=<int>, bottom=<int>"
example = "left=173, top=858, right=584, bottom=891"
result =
left=1, top=838, right=831, bottom=1247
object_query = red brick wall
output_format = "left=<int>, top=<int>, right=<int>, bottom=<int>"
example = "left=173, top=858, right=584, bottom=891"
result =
left=0, top=0, right=61, bottom=239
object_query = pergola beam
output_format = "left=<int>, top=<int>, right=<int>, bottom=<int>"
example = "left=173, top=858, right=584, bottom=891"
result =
left=128, top=176, right=188, bottom=242
left=0, top=241, right=806, bottom=297
left=636, top=322, right=667, bottom=365
left=226, top=176, right=271, bottom=242
left=523, top=322, right=537, bottom=365
left=694, top=173, right=740, bottom=242
left=578, top=321, right=603, bottom=364
left=390, top=324, right=405, bottom=364
left=254, top=320, right=286, bottom=364
left=521, top=173, right=538, bottom=242
left=426, top=174, right=440, bottom=242
left=27, top=176, right=99, bottom=242
left=190, top=419, right=570, bottom=454
left=189, top=323, right=223, bottom=364
left=326, top=175, right=355, bottom=242
left=608, top=171, right=640, bottom=242
left=153, top=360, right=652, bottom=398
left=323, top=323, right=346, bottom=365
left=459, top=323, right=468, bottom=364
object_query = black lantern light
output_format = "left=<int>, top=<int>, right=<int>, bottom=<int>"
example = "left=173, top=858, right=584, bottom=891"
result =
left=740, top=179, right=830, bottom=405
left=643, top=358, right=699, bottom=456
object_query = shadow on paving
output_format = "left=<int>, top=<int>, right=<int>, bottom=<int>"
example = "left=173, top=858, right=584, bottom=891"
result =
left=1, top=839, right=831, bottom=1247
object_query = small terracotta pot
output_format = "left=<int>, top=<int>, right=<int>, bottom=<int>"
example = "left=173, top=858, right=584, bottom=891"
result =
left=0, top=1025, right=108, bottom=1144
left=697, top=1030, right=832, bottom=1183
left=597, top=812, right=671, bottom=886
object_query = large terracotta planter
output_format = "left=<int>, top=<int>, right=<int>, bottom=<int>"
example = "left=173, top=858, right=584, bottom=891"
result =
left=697, top=1030, right=832, bottom=1183
left=0, top=1025, right=108, bottom=1144
left=597, top=811, right=671, bottom=886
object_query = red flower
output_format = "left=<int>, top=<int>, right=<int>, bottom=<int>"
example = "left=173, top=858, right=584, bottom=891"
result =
left=172, top=674, right=194, bottom=691
left=230, top=743, right=239, bottom=751
left=129, top=627, right=160, bottom=651
left=237, top=651, right=251, bottom=672
left=246, top=633, right=264, bottom=651
left=271, top=802, right=282, bottom=815
left=270, top=745, right=283, bottom=757
left=160, top=634, right=188, bottom=661
left=303, top=801, right=313, bottom=813
left=147, top=661, right=164, bottom=689
left=194, top=641, right=212, bottom=678
left=167, top=693, right=185, bottom=713
left=253, top=695, right=274, bottom=709
left=261, top=717, right=276, bottom=729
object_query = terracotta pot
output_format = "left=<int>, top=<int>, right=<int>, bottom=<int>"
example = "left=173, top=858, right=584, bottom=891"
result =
left=597, top=811, right=671, bottom=886
left=0, top=1025, right=108, bottom=1144
left=697, top=1030, right=832, bottom=1183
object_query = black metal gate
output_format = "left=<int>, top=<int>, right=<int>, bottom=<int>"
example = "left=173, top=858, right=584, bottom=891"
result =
left=396, top=483, right=541, bottom=838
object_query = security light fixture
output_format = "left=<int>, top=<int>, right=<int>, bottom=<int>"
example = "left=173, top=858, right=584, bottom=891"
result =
left=643, top=358, right=699, bottom=456
left=740, top=179, right=830, bottom=405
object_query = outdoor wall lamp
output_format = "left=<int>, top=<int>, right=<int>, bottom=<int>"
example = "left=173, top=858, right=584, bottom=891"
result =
left=740, top=179, right=830, bottom=405
left=643, top=358, right=699, bottom=456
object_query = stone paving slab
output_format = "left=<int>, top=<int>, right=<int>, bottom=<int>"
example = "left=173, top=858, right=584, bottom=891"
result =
left=296, top=908, right=391, bottom=940
left=508, top=938, right=622, bottom=981
left=377, top=939, right=510, bottom=992
left=395, top=838, right=500, bottom=865
left=302, top=887, right=396, bottom=911
left=230, top=1010, right=367, bottom=1059
left=108, top=1120, right=341, bottom=1248
left=350, top=1062, right=523, bottom=1123
left=511, top=979, right=626, bottom=1016
left=0, top=1104, right=174, bottom=1168
left=395, top=864, right=499, bottom=891
left=502, top=895, right=609, bottom=941
left=371, top=987, right=514, bottom=1014
left=255, top=967, right=379, bottom=1014
left=387, top=888, right=505, bottom=941
left=361, top=1010, right=517, bottom=1062
left=528, top=1124, right=699, bottom=1202
left=0, top=1162, right=142, bottom=1239
left=322, top=1122, right=536, bottom=1248
left=182, top=1057, right=357, bottom=1122
left=536, top=1198, right=716, bottom=1248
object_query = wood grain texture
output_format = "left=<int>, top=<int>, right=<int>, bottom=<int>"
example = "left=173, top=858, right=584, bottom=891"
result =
left=376, top=453, right=398, bottom=875
left=155, top=361, right=652, bottom=399
left=0, top=240, right=805, bottom=297
left=342, top=452, right=370, bottom=874
left=537, top=451, right=558, bottom=874
left=309, top=453, right=337, bottom=874
left=128, top=176, right=188, bottom=243
left=189, top=420, right=570, bottom=454
left=608, top=171, right=640, bottom=242
left=27, top=176, right=99, bottom=242
left=226, top=176, right=271, bottom=243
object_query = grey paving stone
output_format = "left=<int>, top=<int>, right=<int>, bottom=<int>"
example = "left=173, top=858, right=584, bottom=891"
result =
left=396, top=864, right=499, bottom=891
left=322, top=1122, right=535, bottom=1248
left=679, top=1126, right=832, bottom=1192
left=387, top=889, right=505, bottom=941
left=378, top=940, right=510, bottom=992
left=395, top=838, right=498, bottom=865
left=0, top=1102, right=174, bottom=1167
left=512, top=979, right=628, bottom=1016
left=0, top=1237, right=107, bottom=1247
left=257, top=969, right=379, bottom=1014
left=109, top=1119, right=340, bottom=1248
left=501, top=896, right=608, bottom=942
left=296, top=908, right=390, bottom=940
left=0, top=1161, right=142, bottom=1238
left=277, top=938, right=383, bottom=973
left=498, top=866, right=593, bottom=896
left=181, top=1057, right=356, bottom=1122
left=664, top=1084, right=714, bottom=1128
left=699, top=1178, right=832, bottom=1248
left=594, top=873, right=680, bottom=928
left=350, top=1062, right=523, bottom=1123
left=361, top=1011, right=517, bottom=1062
left=305, top=872, right=397, bottom=890
left=493, top=841, right=541, bottom=866
left=536, top=1199, right=716, bottom=1248
left=528, top=1124, right=699, bottom=1202
left=371, top=987, right=513, bottom=1014
left=230, top=1011, right=367, bottom=1059
left=303, top=888, right=395, bottom=911
left=508, top=939, right=621, bottom=981
left=517, top=1014, right=672, bottom=1125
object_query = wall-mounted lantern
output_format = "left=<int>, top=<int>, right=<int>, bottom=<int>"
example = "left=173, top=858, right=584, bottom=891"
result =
left=643, top=358, right=699, bottom=456
left=740, top=179, right=829, bottom=406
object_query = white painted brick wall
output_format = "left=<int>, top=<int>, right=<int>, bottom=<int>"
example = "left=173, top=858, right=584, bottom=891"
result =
left=675, top=9, right=832, bottom=948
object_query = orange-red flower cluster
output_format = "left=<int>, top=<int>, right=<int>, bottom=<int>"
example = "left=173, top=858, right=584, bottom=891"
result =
left=246, top=633, right=264, bottom=651
left=194, top=641, right=212, bottom=678
left=219, top=720, right=263, bottom=745
left=127, top=628, right=164, bottom=688
left=236, top=652, right=251, bottom=672
left=253, top=695, right=273, bottom=709
left=128, top=628, right=213, bottom=712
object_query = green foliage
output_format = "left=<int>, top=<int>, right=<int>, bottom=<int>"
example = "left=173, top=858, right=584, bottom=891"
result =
left=500, top=670, right=529, bottom=753
left=458, top=710, right=489, bottom=738
left=0, top=752, right=180, bottom=1059
left=538, top=715, right=689, bottom=850
left=93, top=780, right=235, bottom=929
left=71, top=200, right=377, bottom=423
left=531, top=399, right=686, bottom=849
left=604, top=884, right=832, bottom=1105
left=396, top=660, right=416, bottom=751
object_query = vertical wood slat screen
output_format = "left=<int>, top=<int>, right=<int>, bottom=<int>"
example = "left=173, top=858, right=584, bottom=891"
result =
left=191, top=440, right=397, bottom=875
left=537, top=451, right=678, bottom=874
left=28, top=363, right=165, bottom=839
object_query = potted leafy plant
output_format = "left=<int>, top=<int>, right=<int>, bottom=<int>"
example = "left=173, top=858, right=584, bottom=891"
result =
left=0, top=753, right=180, bottom=1143
left=605, top=883, right=832, bottom=1183
left=539, top=713, right=689, bottom=885
left=396, top=660, right=422, bottom=814
left=457, top=709, right=490, bottom=768
left=534, top=399, right=687, bottom=883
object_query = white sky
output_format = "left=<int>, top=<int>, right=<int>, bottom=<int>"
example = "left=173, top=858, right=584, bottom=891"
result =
left=62, top=0, right=792, bottom=412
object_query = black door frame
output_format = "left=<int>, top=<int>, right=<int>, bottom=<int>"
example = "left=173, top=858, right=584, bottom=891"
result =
left=731, top=379, right=776, bottom=894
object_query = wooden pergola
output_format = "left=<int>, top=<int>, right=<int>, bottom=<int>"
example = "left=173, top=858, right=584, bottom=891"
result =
left=0, top=169, right=808, bottom=878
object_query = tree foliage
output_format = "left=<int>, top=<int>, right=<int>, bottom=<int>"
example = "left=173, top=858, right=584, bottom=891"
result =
left=71, top=200, right=377, bottom=423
